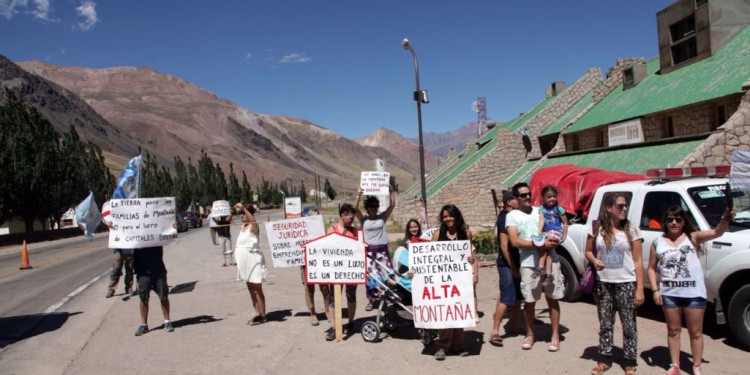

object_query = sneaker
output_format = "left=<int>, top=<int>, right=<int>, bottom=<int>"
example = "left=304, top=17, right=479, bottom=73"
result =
left=164, top=321, right=174, bottom=332
left=522, top=336, right=534, bottom=350
left=325, top=328, right=335, bottom=341
left=548, top=337, right=560, bottom=352
left=665, top=364, right=681, bottom=375
left=692, top=366, right=702, bottom=375
left=365, top=302, right=374, bottom=311
left=134, top=325, right=148, bottom=336
left=434, top=348, right=446, bottom=361
left=105, top=290, right=115, bottom=298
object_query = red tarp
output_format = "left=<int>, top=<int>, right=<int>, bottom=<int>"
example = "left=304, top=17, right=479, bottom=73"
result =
left=529, top=164, right=648, bottom=219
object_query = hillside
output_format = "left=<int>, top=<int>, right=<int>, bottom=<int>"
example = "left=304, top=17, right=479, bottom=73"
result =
left=354, top=127, right=440, bottom=171
left=15, top=59, right=417, bottom=192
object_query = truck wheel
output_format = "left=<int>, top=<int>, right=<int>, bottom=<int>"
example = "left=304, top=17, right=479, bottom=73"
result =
left=727, top=284, right=750, bottom=350
left=558, top=256, right=581, bottom=302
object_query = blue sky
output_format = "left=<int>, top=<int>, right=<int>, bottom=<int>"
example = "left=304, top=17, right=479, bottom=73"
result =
left=1, top=0, right=675, bottom=139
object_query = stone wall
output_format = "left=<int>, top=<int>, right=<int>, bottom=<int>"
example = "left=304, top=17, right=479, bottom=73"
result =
left=527, top=68, right=603, bottom=158
left=679, top=80, right=750, bottom=166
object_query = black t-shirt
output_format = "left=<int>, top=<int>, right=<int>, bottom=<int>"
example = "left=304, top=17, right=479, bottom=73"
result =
left=494, top=210, right=520, bottom=268
left=133, top=246, right=167, bottom=277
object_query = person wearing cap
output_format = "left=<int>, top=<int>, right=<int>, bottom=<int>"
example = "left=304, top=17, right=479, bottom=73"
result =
left=489, top=190, right=523, bottom=346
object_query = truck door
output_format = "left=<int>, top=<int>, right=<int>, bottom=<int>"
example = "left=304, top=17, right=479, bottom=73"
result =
left=637, top=191, right=701, bottom=286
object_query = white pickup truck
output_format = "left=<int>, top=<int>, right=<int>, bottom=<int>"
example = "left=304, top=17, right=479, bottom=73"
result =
left=546, top=167, right=750, bottom=350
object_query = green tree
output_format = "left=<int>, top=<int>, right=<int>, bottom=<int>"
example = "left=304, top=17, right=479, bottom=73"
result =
left=215, top=162, right=228, bottom=201
left=227, top=163, right=242, bottom=206
left=240, top=171, right=253, bottom=204
left=299, top=180, right=307, bottom=203
left=324, top=178, right=337, bottom=201
left=187, top=157, right=200, bottom=209
left=172, top=156, right=191, bottom=212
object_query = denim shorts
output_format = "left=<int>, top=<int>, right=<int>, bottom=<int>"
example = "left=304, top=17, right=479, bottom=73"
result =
left=497, top=265, right=519, bottom=306
left=661, top=295, right=707, bottom=309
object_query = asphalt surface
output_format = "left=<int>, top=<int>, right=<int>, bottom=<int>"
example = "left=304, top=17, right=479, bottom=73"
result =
left=0, top=213, right=749, bottom=375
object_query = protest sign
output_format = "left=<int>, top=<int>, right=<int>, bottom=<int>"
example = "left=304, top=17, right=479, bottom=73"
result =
left=265, top=215, right=325, bottom=268
left=304, top=231, right=367, bottom=284
left=212, top=200, right=231, bottom=216
left=409, top=240, right=476, bottom=329
left=284, top=196, right=302, bottom=218
left=108, top=197, right=178, bottom=249
left=360, top=171, right=390, bottom=195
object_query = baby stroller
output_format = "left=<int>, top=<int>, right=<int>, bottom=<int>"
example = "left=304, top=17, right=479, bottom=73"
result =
left=360, top=246, right=435, bottom=345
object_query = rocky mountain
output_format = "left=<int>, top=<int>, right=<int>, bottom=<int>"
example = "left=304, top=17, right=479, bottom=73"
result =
left=354, top=127, right=440, bottom=171
left=15, top=59, right=417, bottom=192
left=411, top=122, right=480, bottom=158
left=0, top=55, right=143, bottom=169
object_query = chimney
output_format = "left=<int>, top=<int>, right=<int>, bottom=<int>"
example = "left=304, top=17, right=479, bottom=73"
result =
left=622, top=62, right=647, bottom=90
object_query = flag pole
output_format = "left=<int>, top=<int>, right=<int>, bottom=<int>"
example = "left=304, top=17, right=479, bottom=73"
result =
left=137, top=154, right=143, bottom=198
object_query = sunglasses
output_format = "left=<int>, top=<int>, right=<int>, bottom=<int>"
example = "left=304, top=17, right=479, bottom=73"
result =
left=616, top=203, right=628, bottom=210
left=517, top=192, right=532, bottom=198
left=666, top=216, right=684, bottom=223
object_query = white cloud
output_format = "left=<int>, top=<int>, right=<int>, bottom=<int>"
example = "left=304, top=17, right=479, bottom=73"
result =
left=74, top=1, right=98, bottom=31
left=279, top=53, right=311, bottom=64
left=1, top=0, right=27, bottom=20
left=60, top=48, right=66, bottom=55
left=244, top=52, right=252, bottom=60
left=30, top=0, right=51, bottom=20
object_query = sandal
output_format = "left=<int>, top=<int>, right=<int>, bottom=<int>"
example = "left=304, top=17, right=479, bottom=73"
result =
left=325, top=328, right=335, bottom=341
left=624, top=366, right=637, bottom=375
left=489, top=333, right=504, bottom=346
left=310, top=319, right=320, bottom=326
left=590, top=362, right=611, bottom=375
left=247, top=315, right=267, bottom=326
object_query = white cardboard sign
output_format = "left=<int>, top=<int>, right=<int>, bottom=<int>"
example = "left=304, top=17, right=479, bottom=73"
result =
left=212, top=200, right=231, bottom=216
left=360, top=171, right=390, bottom=195
left=304, top=231, right=367, bottom=284
left=108, top=197, right=177, bottom=249
left=284, top=196, right=302, bottom=218
left=409, top=240, right=476, bottom=329
left=265, top=215, right=325, bottom=268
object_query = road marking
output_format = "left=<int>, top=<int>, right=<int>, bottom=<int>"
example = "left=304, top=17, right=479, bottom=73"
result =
left=44, top=272, right=108, bottom=313
left=0, top=243, right=104, bottom=280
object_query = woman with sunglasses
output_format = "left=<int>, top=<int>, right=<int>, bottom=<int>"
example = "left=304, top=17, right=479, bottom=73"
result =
left=354, top=187, right=396, bottom=311
left=586, top=193, right=643, bottom=375
left=647, top=205, right=734, bottom=375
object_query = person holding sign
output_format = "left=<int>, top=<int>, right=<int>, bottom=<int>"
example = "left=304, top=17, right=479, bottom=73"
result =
left=430, top=204, right=477, bottom=360
left=355, top=187, right=396, bottom=311
left=506, top=182, right=563, bottom=352
left=213, top=214, right=234, bottom=267
left=234, top=203, right=267, bottom=326
left=324, top=203, right=360, bottom=341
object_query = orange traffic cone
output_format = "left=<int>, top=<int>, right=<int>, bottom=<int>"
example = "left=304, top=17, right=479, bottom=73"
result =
left=19, top=240, right=32, bottom=270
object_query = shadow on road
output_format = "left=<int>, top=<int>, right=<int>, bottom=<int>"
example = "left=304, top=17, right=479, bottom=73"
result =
left=159, top=315, right=223, bottom=330
left=170, top=281, right=198, bottom=294
left=0, top=311, right=82, bottom=349
left=265, top=309, right=292, bottom=322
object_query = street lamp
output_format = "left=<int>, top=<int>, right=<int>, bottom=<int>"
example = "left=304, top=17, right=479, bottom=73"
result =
left=401, top=38, right=430, bottom=225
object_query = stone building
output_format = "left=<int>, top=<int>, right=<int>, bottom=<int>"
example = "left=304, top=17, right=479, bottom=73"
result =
left=396, top=0, right=750, bottom=230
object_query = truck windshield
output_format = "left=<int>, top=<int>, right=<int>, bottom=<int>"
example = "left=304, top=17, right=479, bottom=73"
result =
left=688, top=185, right=750, bottom=228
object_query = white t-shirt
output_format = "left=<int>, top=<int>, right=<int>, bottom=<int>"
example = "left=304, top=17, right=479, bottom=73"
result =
left=588, top=224, right=642, bottom=283
left=654, top=235, right=706, bottom=299
left=208, top=213, right=219, bottom=228
left=506, top=207, right=557, bottom=268
left=362, top=213, right=388, bottom=245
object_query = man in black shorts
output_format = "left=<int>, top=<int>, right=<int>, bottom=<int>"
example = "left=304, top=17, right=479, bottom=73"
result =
left=133, top=246, right=174, bottom=336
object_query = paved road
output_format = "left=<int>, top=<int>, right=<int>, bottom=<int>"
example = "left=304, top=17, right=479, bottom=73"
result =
left=0, top=212, right=748, bottom=374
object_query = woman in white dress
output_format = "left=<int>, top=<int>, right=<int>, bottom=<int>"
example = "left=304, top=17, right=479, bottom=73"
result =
left=234, top=203, right=267, bottom=325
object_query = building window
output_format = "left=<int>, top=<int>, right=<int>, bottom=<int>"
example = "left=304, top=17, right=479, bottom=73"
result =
left=570, top=135, right=579, bottom=151
left=695, top=0, right=707, bottom=8
left=672, top=38, right=698, bottom=65
left=664, top=115, right=675, bottom=138
left=715, top=103, right=727, bottom=130
left=623, top=68, right=634, bottom=88
left=670, top=15, right=696, bottom=42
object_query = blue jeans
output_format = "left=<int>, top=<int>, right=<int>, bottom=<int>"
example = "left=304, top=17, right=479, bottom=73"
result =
left=661, top=295, right=706, bottom=309
left=496, top=265, right=517, bottom=306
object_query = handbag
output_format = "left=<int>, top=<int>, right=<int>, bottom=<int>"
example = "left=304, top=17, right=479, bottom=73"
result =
left=580, top=264, right=596, bottom=294
left=580, top=245, right=598, bottom=294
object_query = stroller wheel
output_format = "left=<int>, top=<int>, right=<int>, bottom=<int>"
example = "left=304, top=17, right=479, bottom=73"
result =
left=361, top=321, right=381, bottom=343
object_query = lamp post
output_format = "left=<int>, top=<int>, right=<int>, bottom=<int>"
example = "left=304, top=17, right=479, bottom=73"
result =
left=401, top=38, right=429, bottom=224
